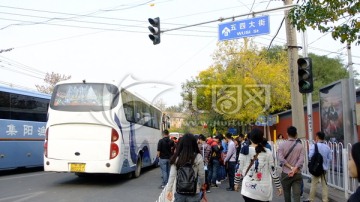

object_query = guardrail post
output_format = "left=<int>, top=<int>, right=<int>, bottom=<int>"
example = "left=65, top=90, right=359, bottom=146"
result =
left=343, top=148, right=349, bottom=199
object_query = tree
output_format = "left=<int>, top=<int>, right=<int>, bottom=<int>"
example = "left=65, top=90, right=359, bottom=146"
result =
left=36, top=72, right=71, bottom=94
left=180, top=40, right=354, bottom=133
left=181, top=40, right=291, bottom=133
left=289, top=0, right=360, bottom=44
left=307, top=53, right=349, bottom=102
left=153, top=98, right=166, bottom=111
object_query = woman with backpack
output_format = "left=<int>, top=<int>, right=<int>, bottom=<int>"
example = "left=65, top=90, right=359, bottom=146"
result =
left=234, top=128, right=282, bottom=202
left=166, top=133, right=206, bottom=202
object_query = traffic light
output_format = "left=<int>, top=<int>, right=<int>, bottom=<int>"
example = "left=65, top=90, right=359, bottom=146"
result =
left=297, top=57, right=314, bottom=93
left=148, top=17, right=160, bottom=45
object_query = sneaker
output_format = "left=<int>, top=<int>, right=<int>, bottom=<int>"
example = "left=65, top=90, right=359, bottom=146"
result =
left=159, top=185, right=165, bottom=189
left=226, top=187, right=235, bottom=191
left=216, top=180, right=221, bottom=185
left=206, top=190, right=211, bottom=193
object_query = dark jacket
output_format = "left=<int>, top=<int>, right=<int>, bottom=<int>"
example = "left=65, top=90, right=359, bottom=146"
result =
left=348, top=186, right=360, bottom=202
left=210, top=143, right=223, bottom=162
left=157, top=137, right=174, bottom=159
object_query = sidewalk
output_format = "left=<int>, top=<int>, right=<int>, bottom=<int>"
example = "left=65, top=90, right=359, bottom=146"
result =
left=302, top=176, right=347, bottom=202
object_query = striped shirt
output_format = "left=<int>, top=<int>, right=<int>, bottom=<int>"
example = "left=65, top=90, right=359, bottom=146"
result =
left=278, top=138, right=305, bottom=174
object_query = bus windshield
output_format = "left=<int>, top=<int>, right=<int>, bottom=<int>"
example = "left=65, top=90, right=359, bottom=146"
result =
left=50, top=83, right=119, bottom=111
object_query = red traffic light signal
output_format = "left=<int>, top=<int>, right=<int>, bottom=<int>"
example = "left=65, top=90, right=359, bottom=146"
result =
left=148, top=17, right=160, bottom=45
left=297, top=57, right=313, bottom=94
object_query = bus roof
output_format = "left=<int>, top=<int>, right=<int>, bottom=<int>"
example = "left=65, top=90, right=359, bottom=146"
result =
left=0, top=85, right=51, bottom=99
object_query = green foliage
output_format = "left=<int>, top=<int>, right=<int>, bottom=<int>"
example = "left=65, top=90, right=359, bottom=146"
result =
left=307, top=53, right=349, bottom=102
left=180, top=40, right=354, bottom=131
left=181, top=40, right=291, bottom=131
left=289, top=0, right=360, bottom=44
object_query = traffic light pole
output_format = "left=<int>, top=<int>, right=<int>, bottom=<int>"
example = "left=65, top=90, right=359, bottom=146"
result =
left=301, top=30, right=313, bottom=142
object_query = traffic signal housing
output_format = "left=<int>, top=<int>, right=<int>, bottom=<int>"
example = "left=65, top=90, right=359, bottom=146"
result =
left=148, top=17, right=160, bottom=45
left=297, top=57, right=314, bottom=94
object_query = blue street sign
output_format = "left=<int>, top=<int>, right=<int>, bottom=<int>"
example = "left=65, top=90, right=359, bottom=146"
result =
left=255, top=115, right=267, bottom=126
left=228, top=127, right=237, bottom=134
left=218, top=15, right=270, bottom=41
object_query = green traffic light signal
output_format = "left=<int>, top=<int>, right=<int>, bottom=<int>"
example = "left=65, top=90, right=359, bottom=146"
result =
left=297, top=57, right=313, bottom=93
left=148, top=17, right=160, bottom=45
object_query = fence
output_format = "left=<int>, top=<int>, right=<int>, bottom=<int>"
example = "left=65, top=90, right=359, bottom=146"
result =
left=271, top=139, right=357, bottom=199
left=156, top=140, right=357, bottom=202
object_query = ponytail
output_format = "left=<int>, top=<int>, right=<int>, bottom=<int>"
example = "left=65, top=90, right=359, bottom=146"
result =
left=255, top=144, right=266, bottom=154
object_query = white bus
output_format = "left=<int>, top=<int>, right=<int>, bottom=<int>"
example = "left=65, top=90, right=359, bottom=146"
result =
left=44, top=80, right=169, bottom=177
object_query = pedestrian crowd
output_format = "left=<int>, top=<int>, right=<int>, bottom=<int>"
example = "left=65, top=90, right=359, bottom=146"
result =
left=156, top=126, right=360, bottom=202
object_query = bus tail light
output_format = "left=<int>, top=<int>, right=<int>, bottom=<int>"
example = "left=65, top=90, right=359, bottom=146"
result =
left=111, top=128, right=119, bottom=142
left=110, top=143, right=119, bottom=159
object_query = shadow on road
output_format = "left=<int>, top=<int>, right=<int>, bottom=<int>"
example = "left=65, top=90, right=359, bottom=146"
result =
left=55, top=166, right=157, bottom=186
left=0, top=166, right=44, bottom=176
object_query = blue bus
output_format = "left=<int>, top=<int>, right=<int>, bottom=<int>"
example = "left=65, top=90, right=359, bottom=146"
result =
left=0, top=85, right=50, bottom=170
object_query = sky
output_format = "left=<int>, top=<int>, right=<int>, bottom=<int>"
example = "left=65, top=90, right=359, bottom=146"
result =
left=0, top=0, right=359, bottom=107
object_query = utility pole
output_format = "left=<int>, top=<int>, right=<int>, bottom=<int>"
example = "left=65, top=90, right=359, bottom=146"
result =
left=284, top=0, right=306, bottom=138
left=347, top=43, right=358, bottom=143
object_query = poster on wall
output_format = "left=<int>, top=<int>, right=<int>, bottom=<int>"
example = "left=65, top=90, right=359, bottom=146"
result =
left=319, top=81, right=344, bottom=143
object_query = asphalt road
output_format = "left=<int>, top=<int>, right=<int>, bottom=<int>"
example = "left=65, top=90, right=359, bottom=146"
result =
left=0, top=167, right=163, bottom=202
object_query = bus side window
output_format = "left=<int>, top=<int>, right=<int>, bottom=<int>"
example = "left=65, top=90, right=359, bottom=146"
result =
left=123, top=104, right=134, bottom=122
left=135, top=112, right=141, bottom=123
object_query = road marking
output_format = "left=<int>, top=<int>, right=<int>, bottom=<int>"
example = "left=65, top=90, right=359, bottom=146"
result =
left=0, top=191, right=46, bottom=202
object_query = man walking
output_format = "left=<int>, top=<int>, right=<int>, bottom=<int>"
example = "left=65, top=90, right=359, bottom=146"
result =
left=304, top=131, right=332, bottom=202
left=278, top=126, right=304, bottom=202
left=157, top=129, right=175, bottom=189
left=223, top=133, right=237, bottom=191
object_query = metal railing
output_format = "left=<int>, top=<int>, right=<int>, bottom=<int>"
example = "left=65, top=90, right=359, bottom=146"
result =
left=156, top=140, right=357, bottom=202
left=271, top=139, right=356, bottom=199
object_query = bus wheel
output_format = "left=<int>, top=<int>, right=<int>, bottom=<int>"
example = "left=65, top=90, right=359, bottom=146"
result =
left=133, top=157, right=142, bottom=178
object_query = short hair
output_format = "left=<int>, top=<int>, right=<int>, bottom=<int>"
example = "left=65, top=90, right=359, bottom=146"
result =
left=316, top=131, right=325, bottom=140
left=225, top=133, right=232, bottom=139
left=287, top=126, right=297, bottom=138
left=163, top=130, right=169, bottom=135
left=239, top=133, right=245, bottom=138
left=198, top=134, right=206, bottom=141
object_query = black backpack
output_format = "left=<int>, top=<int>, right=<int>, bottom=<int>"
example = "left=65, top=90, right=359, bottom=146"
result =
left=308, top=143, right=324, bottom=176
left=176, top=162, right=197, bottom=195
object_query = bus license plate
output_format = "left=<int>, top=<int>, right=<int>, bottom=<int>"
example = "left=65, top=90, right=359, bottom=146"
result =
left=70, top=163, right=86, bottom=172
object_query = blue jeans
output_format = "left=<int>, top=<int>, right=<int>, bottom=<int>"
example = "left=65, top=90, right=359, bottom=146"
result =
left=208, top=159, right=220, bottom=184
left=174, top=192, right=201, bottom=202
left=159, top=158, right=170, bottom=186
